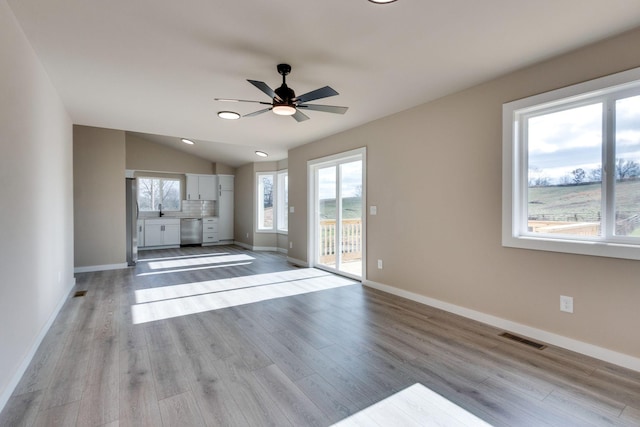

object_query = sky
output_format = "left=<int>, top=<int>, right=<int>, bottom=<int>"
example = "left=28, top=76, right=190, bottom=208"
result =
left=527, top=94, right=640, bottom=184
left=318, top=160, right=362, bottom=200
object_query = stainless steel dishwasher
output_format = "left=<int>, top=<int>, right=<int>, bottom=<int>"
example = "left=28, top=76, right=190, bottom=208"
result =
left=180, top=218, right=203, bottom=245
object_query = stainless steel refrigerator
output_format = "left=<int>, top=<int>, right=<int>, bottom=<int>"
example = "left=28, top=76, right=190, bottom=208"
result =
left=125, top=178, right=138, bottom=266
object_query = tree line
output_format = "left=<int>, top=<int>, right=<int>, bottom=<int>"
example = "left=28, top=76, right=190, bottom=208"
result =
left=529, top=159, right=640, bottom=187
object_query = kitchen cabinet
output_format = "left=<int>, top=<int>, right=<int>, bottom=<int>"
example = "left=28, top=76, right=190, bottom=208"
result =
left=217, top=175, right=234, bottom=241
left=202, top=217, right=219, bottom=245
left=186, top=174, right=218, bottom=201
left=143, top=218, right=180, bottom=247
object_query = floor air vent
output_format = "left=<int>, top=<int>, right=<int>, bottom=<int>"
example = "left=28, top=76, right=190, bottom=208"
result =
left=73, top=290, right=87, bottom=298
left=499, top=332, right=546, bottom=350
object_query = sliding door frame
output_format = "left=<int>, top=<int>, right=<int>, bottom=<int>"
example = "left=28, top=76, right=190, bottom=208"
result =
left=307, top=147, right=366, bottom=281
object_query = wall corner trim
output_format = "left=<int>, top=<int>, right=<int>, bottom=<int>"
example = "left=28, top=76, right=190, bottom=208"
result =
left=363, top=279, right=640, bottom=373
left=0, top=278, right=76, bottom=412
left=286, top=257, right=309, bottom=267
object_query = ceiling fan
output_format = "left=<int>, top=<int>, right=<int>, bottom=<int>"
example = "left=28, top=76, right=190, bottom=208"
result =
left=215, top=64, right=348, bottom=122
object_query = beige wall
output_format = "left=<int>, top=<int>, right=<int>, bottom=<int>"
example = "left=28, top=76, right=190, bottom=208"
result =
left=0, top=0, right=74, bottom=406
left=288, top=28, right=640, bottom=360
left=74, top=126, right=127, bottom=268
left=234, top=163, right=254, bottom=246
left=126, top=133, right=214, bottom=174
left=214, top=162, right=236, bottom=175
left=234, top=161, right=288, bottom=250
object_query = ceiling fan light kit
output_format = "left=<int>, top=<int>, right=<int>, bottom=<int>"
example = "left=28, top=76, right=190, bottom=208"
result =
left=272, top=104, right=296, bottom=116
left=215, top=63, right=348, bottom=122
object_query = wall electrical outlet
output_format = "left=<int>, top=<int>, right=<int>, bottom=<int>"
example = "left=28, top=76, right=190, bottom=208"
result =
left=289, top=242, right=293, bottom=249
left=246, top=232, right=249, bottom=238
left=290, top=206, right=295, bottom=213
left=377, top=259, right=383, bottom=269
left=560, top=295, right=574, bottom=313
left=370, top=206, right=377, bottom=215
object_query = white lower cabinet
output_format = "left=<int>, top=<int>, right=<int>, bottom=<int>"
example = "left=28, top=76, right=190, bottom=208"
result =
left=142, top=218, right=180, bottom=247
left=202, top=217, right=219, bottom=245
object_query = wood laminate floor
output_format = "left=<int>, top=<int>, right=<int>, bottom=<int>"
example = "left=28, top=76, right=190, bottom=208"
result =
left=1, top=245, right=639, bottom=426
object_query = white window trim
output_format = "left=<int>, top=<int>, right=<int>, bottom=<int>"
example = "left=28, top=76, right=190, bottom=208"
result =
left=256, top=170, right=289, bottom=234
left=503, top=66, right=640, bottom=261
left=256, top=172, right=275, bottom=232
left=277, top=170, right=288, bottom=234
left=137, top=176, right=182, bottom=212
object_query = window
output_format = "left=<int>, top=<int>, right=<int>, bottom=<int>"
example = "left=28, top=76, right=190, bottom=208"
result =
left=257, top=170, right=288, bottom=232
left=503, top=67, right=640, bottom=260
left=277, top=171, right=288, bottom=232
left=138, top=177, right=181, bottom=212
left=257, top=173, right=274, bottom=231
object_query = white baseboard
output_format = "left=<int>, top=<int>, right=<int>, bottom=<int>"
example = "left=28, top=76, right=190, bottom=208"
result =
left=0, top=277, right=76, bottom=412
left=287, top=257, right=309, bottom=267
left=74, top=263, right=128, bottom=273
left=363, top=279, right=640, bottom=373
left=233, top=241, right=288, bottom=254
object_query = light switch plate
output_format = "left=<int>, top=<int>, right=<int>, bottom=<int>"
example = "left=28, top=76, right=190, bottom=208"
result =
left=370, top=206, right=377, bottom=215
left=290, top=206, right=295, bottom=213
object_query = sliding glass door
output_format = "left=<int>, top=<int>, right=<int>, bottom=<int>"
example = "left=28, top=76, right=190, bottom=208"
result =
left=310, top=149, right=365, bottom=279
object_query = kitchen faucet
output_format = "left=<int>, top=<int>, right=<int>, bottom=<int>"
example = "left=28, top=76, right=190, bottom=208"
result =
left=158, top=203, right=164, bottom=217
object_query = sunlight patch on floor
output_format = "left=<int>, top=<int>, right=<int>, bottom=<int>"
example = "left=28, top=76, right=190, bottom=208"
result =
left=333, top=383, right=492, bottom=427
left=135, top=268, right=332, bottom=303
left=131, top=268, right=356, bottom=324
left=146, top=253, right=255, bottom=270
left=136, top=261, right=253, bottom=276
left=139, top=252, right=231, bottom=262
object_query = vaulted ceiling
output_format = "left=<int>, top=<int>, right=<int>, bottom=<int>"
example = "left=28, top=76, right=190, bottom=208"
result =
left=8, top=0, right=640, bottom=166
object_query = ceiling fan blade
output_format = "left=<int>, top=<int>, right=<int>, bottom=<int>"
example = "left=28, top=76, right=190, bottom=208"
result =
left=297, top=104, right=348, bottom=114
left=292, top=110, right=310, bottom=122
left=247, top=80, right=282, bottom=102
left=294, top=86, right=339, bottom=104
left=214, top=98, right=271, bottom=105
left=244, top=107, right=272, bottom=118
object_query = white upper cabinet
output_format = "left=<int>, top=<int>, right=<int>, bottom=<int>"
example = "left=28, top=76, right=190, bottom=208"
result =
left=185, top=174, right=218, bottom=201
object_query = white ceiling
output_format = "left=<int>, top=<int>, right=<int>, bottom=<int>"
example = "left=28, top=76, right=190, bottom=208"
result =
left=8, top=0, right=640, bottom=167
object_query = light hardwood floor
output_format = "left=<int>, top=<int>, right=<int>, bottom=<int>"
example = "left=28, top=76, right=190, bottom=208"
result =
left=1, top=245, right=639, bottom=426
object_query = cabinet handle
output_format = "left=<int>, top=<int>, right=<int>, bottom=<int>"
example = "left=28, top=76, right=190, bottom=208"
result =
left=219, top=184, right=222, bottom=197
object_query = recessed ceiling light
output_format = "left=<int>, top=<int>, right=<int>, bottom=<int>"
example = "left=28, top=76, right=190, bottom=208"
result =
left=368, top=0, right=397, bottom=3
left=255, top=151, right=269, bottom=158
left=218, top=111, right=241, bottom=120
left=181, top=138, right=195, bottom=145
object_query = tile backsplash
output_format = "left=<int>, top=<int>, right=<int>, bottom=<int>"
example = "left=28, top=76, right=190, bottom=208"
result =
left=139, top=200, right=216, bottom=218
left=182, top=200, right=216, bottom=217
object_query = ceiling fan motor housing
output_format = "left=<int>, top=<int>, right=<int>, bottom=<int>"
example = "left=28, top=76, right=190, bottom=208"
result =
left=275, top=84, right=295, bottom=105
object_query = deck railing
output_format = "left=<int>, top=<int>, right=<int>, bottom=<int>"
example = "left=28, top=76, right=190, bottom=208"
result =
left=319, top=219, right=362, bottom=263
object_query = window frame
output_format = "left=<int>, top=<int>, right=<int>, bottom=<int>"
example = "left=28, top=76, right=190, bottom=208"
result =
left=256, top=170, right=289, bottom=234
left=256, top=172, right=275, bottom=232
left=277, top=170, right=288, bottom=233
left=137, top=176, right=181, bottom=212
left=502, top=67, right=640, bottom=260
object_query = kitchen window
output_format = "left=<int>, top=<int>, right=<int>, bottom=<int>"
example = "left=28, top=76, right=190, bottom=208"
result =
left=503, top=67, right=640, bottom=260
left=138, top=177, right=181, bottom=212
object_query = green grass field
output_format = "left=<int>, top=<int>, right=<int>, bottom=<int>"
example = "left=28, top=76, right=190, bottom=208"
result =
left=319, top=197, right=362, bottom=219
left=528, top=180, right=640, bottom=221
